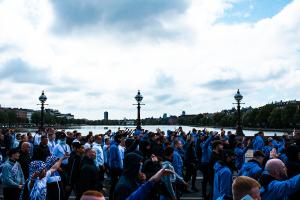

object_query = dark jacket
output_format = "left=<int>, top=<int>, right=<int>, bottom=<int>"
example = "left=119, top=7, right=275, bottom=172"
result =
left=114, top=152, right=143, bottom=200
left=18, top=151, right=32, bottom=180
left=79, top=156, right=101, bottom=194
left=32, top=143, right=50, bottom=161
left=67, top=151, right=82, bottom=185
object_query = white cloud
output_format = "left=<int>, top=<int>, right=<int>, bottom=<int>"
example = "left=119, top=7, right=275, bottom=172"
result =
left=0, top=0, right=299, bottom=119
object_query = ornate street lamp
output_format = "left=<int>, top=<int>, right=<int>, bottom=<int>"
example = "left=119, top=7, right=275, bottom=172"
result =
left=234, top=89, right=244, bottom=136
left=133, top=90, right=145, bottom=130
left=38, top=90, right=47, bottom=130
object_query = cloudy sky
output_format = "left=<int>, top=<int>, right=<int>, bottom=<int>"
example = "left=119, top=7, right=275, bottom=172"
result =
left=0, top=0, right=299, bottom=120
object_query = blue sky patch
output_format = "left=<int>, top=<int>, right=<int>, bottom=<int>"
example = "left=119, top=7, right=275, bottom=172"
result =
left=220, top=0, right=292, bottom=24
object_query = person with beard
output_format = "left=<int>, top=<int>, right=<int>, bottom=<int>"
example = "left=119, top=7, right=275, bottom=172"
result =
left=259, top=158, right=300, bottom=200
left=66, top=142, right=85, bottom=200
left=79, top=148, right=101, bottom=197
left=18, top=142, right=32, bottom=180
left=32, top=135, right=51, bottom=162
left=109, top=133, right=123, bottom=200
left=238, top=150, right=265, bottom=180
left=208, top=140, right=224, bottom=199
left=213, top=150, right=236, bottom=200
left=184, top=136, right=198, bottom=192
left=114, top=152, right=145, bottom=200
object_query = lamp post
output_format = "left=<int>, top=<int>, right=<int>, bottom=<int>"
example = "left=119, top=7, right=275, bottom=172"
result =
left=133, top=90, right=145, bottom=130
left=234, top=89, right=244, bottom=136
left=38, top=91, right=47, bottom=130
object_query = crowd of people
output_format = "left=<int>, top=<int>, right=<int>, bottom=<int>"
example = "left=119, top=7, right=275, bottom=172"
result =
left=0, top=127, right=300, bottom=200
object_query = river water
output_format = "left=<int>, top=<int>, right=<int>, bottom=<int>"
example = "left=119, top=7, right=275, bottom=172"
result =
left=64, top=125, right=285, bottom=136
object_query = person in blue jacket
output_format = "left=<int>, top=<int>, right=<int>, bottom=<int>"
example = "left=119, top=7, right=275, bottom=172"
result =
left=262, top=138, right=274, bottom=158
left=234, top=140, right=250, bottom=170
left=109, top=133, right=123, bottom=200
left=253, top=132, right=264, bottom=152
left=213, top=150, right=236, bottom=200
left=125, top=168, right=174, bottom=200
left=199, top=133, right=214, bottom=199
left=238, top=150, right=265, bottom=180
left=260, top=158, right=300, bottom=200
left=172, top=140, right=184, bottom=177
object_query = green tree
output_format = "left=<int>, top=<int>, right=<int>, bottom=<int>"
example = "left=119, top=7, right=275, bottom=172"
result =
left=268, top=108, right=282, bottom=128
left=281, top=104, right=297, bottom=127
left=255, top=104, right=275, bottom=127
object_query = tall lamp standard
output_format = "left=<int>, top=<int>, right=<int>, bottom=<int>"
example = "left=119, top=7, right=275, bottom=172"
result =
left=133, top=90, right=145, bottom=130
left=234, top=89, right=245, bottom=136
left=38, top=91, right=47, bottom=130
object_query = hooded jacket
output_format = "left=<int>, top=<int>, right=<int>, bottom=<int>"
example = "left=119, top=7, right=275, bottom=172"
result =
left=253, top=135, right=264, bottom=151
left=260, top=172, right=300, bottom=200
left=201, top=135, right=213, bottom=164
left=238, top=159, right=263, bottom=180
left=213, top=161, right=232, bottom=200
left=234, top=146, right=248, bottom=170
left=172, top=148, right=183, bottom=177
left=114, top=152, right=143, bottom=200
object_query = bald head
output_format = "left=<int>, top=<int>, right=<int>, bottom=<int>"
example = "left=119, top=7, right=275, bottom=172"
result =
left=21, top=142, right=31, bottom=153
left=265, top=159, right=287, bottom=180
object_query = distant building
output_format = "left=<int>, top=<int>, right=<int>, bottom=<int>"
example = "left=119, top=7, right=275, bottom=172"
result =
left=163, top=113, right=167, bottom=119
left=104, top=111, right=108, bottom=121
left=182, top=111, right=186, bottom=116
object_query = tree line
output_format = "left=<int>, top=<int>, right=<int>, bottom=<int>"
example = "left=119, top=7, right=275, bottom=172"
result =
left=141, top=103, right=300, bottom=129
left=1, top=102, right=300, bottom=129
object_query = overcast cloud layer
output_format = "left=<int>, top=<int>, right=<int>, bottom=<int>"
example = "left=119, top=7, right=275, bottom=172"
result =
left=0, top=0, right=299, bottom=120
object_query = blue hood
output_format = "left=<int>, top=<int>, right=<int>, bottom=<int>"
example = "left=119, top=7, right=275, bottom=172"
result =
left=214, top=161, right=225, bottom=173
left=243, top=161, right=258, bottom=170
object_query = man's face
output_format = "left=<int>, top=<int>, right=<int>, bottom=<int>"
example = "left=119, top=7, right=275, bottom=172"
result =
left=96, top=136, right=102, bottom=144
left=278, top=163, right=288, bottom=180
left=217, top=144, right=224, bottom=151
left=22, top=144, right=31, bottom=154
left=12, top=152, right=20, bottom=160
left=41, top=137, right=48, bottom=145
left=22, top=136, right=28, bottom=142
left=76, top=146, right=85, bottom=155
left=249, top=186, right=261, bottom=200
left=89, top=150, right=96, bottom=159
left=48, top=134, right=55, bottom=141
left=177, top=141, right=183, bottom=149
